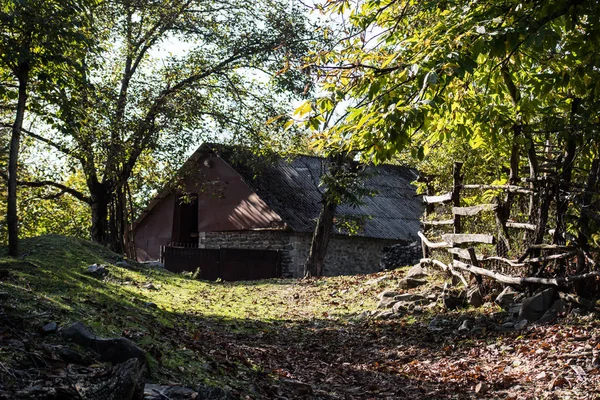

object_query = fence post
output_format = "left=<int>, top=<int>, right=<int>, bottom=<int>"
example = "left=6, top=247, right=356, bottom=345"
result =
left=452, top=162, right=463, bottom=234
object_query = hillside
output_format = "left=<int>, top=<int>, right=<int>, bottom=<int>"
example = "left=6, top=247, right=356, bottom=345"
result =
left=1, top=235, right=599, bottom=399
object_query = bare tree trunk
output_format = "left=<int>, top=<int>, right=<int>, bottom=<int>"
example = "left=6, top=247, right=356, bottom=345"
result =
left=304, top=200, right=337, bottom=277
left=7, top=65, right=29, bottom=257
left=90, top=186, right=110, bottom=246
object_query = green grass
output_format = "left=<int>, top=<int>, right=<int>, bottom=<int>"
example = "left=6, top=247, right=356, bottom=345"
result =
left=0, top=235, right=407, bottom=391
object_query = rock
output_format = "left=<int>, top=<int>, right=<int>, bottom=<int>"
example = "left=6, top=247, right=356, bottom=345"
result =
left=377, top=297, right=397, bottom=309
left=399, top=277, right=427, bottom=289
left=115, top=261, right=131, bottom=268
left=62, top=322, right=146, bottom=365
left=82, top=358, right=145, bottom=400
left=394, top=293, right=428, bottom=303
left=537, top=299, right=567, bottom=324
left=144, top=384, right=197, bottom=400
left=40, top=321, right=58, bottom=335
left=475, top=382, right=489, bottom=395
left=457, top=320, right=470, bottom=333
left=392, top=302, right=407, bottom=314
left=519, top=288, right=558, bottom=322
left=143, top=283, right=159, bottom=290
left=428, top=315, right=452, bottom=331
left=442, top=295, right=464, bottom=310
left=279, top=378, right=313, bottom=396
left=378, top=290, right=399, bottom=300
left=56, top=346, right=91, bottom=365
left=377, top=290, right=400, bottom=308
left=87, top=263, right=108, bottom=277
left=375, top=310, right=395, bottom=319
left=508, top=303, right=522, bottom=317
left=140, top=261, right=164, bottom=268
left=495, top=287, right=519, bottom=310
left=467, top=287, right=484, bottom=307
left=405, top=264, right=428, bottom=279
left=379, top=242, right=422, bottom=270
left=514, top=319, right=528, bottom=330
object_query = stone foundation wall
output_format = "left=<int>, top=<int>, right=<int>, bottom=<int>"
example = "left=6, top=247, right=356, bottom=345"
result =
left=199, top=230, right=400, bottom=278
left=198, top=230, right=294, bottom=276
left=289, top=234, right=398, bottom=278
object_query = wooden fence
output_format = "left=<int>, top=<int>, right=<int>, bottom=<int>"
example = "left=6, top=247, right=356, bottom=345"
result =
left=419, top=157, right=600, bottom=296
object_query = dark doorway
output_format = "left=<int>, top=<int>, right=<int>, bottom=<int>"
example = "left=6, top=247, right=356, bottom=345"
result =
left=171, top=193, right=198, bottom=245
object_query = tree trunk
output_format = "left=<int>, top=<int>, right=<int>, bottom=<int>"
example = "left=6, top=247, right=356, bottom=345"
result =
left=304, top=200, right=337, bottom=277
left=90, top=188, right=110, bottom=246
left=7, top=65, right=30, bottom=257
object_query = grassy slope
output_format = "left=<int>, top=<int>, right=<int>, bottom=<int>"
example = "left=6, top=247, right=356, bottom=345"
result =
left=0, top=235, right=391, bottom=394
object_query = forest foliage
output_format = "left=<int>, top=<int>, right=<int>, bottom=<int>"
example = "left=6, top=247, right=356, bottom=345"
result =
left=2, top=0, right=600, bottom=257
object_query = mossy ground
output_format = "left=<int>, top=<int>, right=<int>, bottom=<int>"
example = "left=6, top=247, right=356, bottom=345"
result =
left=0, top=235, right=405, bottom=396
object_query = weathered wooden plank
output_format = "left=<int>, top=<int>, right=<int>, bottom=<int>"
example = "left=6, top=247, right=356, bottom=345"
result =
left=421, top=219, right=454, bottom=227
left=505, top=222, right=537, bottom=231
left=442, top=233, right=495, bottom=245
left=423, top=192, right=452, bottom=204
left=418, top=231, right=451, bottom=249
left=452, top=204, right=497, bottom=216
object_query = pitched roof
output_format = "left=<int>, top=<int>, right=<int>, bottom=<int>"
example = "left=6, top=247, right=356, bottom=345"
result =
left=207, top=143, right=422, bottom=242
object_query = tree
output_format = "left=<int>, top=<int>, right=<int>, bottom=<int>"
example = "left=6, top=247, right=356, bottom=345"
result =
left=305, top=0, right=600, bottom=161
left=303, top=155, right=372, bottom=277
left=0, top=0, right=97, bottom=256
left=22, top=0, right=316, bottom=252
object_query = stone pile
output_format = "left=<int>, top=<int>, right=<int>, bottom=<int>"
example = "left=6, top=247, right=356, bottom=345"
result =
left=379, top=242, right=422, bottom=271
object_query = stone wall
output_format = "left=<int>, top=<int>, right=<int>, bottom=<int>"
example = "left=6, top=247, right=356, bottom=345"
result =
left=199, top=230, right=399, bottom=278
left=289, top=233, right=398, bottom=278
left=198, top=230, right=294, bottom=276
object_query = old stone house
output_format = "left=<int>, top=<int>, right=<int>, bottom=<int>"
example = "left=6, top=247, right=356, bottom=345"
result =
left=132, top=143, right=422, bottom=278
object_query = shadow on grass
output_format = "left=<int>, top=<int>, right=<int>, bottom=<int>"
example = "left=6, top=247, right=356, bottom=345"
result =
left=0, top=235, right=588, bottom=399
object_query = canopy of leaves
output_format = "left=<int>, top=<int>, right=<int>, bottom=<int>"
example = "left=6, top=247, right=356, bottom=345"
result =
left=307, top=0, right=600, bottom=165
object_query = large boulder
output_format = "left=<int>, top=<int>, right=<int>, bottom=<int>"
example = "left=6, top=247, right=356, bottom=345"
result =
left=62, top=322, right=146, bottom=365
left=519, top=288, right=558, bottom=322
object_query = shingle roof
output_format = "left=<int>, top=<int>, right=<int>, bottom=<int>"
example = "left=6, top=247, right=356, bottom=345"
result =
left=209, top=144, right=422, bottom=242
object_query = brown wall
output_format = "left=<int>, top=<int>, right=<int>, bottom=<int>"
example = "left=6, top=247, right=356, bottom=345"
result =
left=134, top=193, right=176, bottom=261
left=186, top=153, right=283, bottom=232
left=134, top=149, right=285, bottom=261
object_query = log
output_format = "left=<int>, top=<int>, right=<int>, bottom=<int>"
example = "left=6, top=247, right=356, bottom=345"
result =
left=452, top=204, right=497, bottom=216
left=423, top=192, right=452, bottom=204
left=462, top=184, right=532, bottom=194
left=420, top=258, right=468, bottom=287
left=524, top=251, right=578, bottom=264
left=442, top=233, right=495, bottom=245
left=421, top=219, right=454, bottom=227
left=480, top=256, right=525, bottom=268
left=505, top=222, right=537, bottom=231
left=452, top=260, right=600, bottom=287
left=528, top=244, right=575, bottom=250
left=418, top=231, right=451, bottom=249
